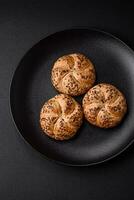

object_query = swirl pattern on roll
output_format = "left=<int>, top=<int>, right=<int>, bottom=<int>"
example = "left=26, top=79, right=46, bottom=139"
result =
left=40, top=94, right=83, bottom=140
left=82, top=83, right=127, bottom=128
left=51, top=53, right=96, bottom=96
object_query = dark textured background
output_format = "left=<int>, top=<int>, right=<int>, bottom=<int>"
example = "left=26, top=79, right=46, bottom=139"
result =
left=0, top=0, right=134, bottom=199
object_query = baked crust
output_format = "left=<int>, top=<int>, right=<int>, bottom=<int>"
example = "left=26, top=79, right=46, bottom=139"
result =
left=51, top=53, right=96, bottom=96
left=40, top=94, right=83, bottom=140
left=82, top=83, right=127, bottom=128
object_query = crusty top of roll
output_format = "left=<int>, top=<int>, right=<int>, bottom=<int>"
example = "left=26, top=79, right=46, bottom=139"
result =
left=51, top=53, right=96, bottom=96
left=40, top=94, right=83, bottom=140
left=83, top=83, right=127, bottom=128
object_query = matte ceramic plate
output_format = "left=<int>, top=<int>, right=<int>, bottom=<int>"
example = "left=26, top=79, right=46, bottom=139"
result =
left=10, top=29, right=134, bottom=166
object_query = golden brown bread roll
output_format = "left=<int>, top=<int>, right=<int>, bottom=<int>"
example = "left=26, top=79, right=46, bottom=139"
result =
left=40, top=94, right=83, bottom=140
left=82, top=83, right=127, bottom=128
left=51, top=53, right=96, bottom=96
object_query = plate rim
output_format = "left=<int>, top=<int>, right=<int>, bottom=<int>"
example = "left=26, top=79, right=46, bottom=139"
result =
left=9, top=27, right=134, bottom=166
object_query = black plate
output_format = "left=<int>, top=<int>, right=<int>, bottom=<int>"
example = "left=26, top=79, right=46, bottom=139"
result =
left=10, top=29, right=134, bottom=166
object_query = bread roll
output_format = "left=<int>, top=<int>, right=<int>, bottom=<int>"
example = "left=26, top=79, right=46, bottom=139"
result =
left=40, top=94, right=83, bottom=140
left=82, top=83, right=127, bottom=128
left=51, top=53, right=96, bottom=96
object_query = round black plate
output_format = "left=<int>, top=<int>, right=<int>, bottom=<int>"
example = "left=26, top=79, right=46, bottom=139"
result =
left=10, top=29, right=134, bottom=166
